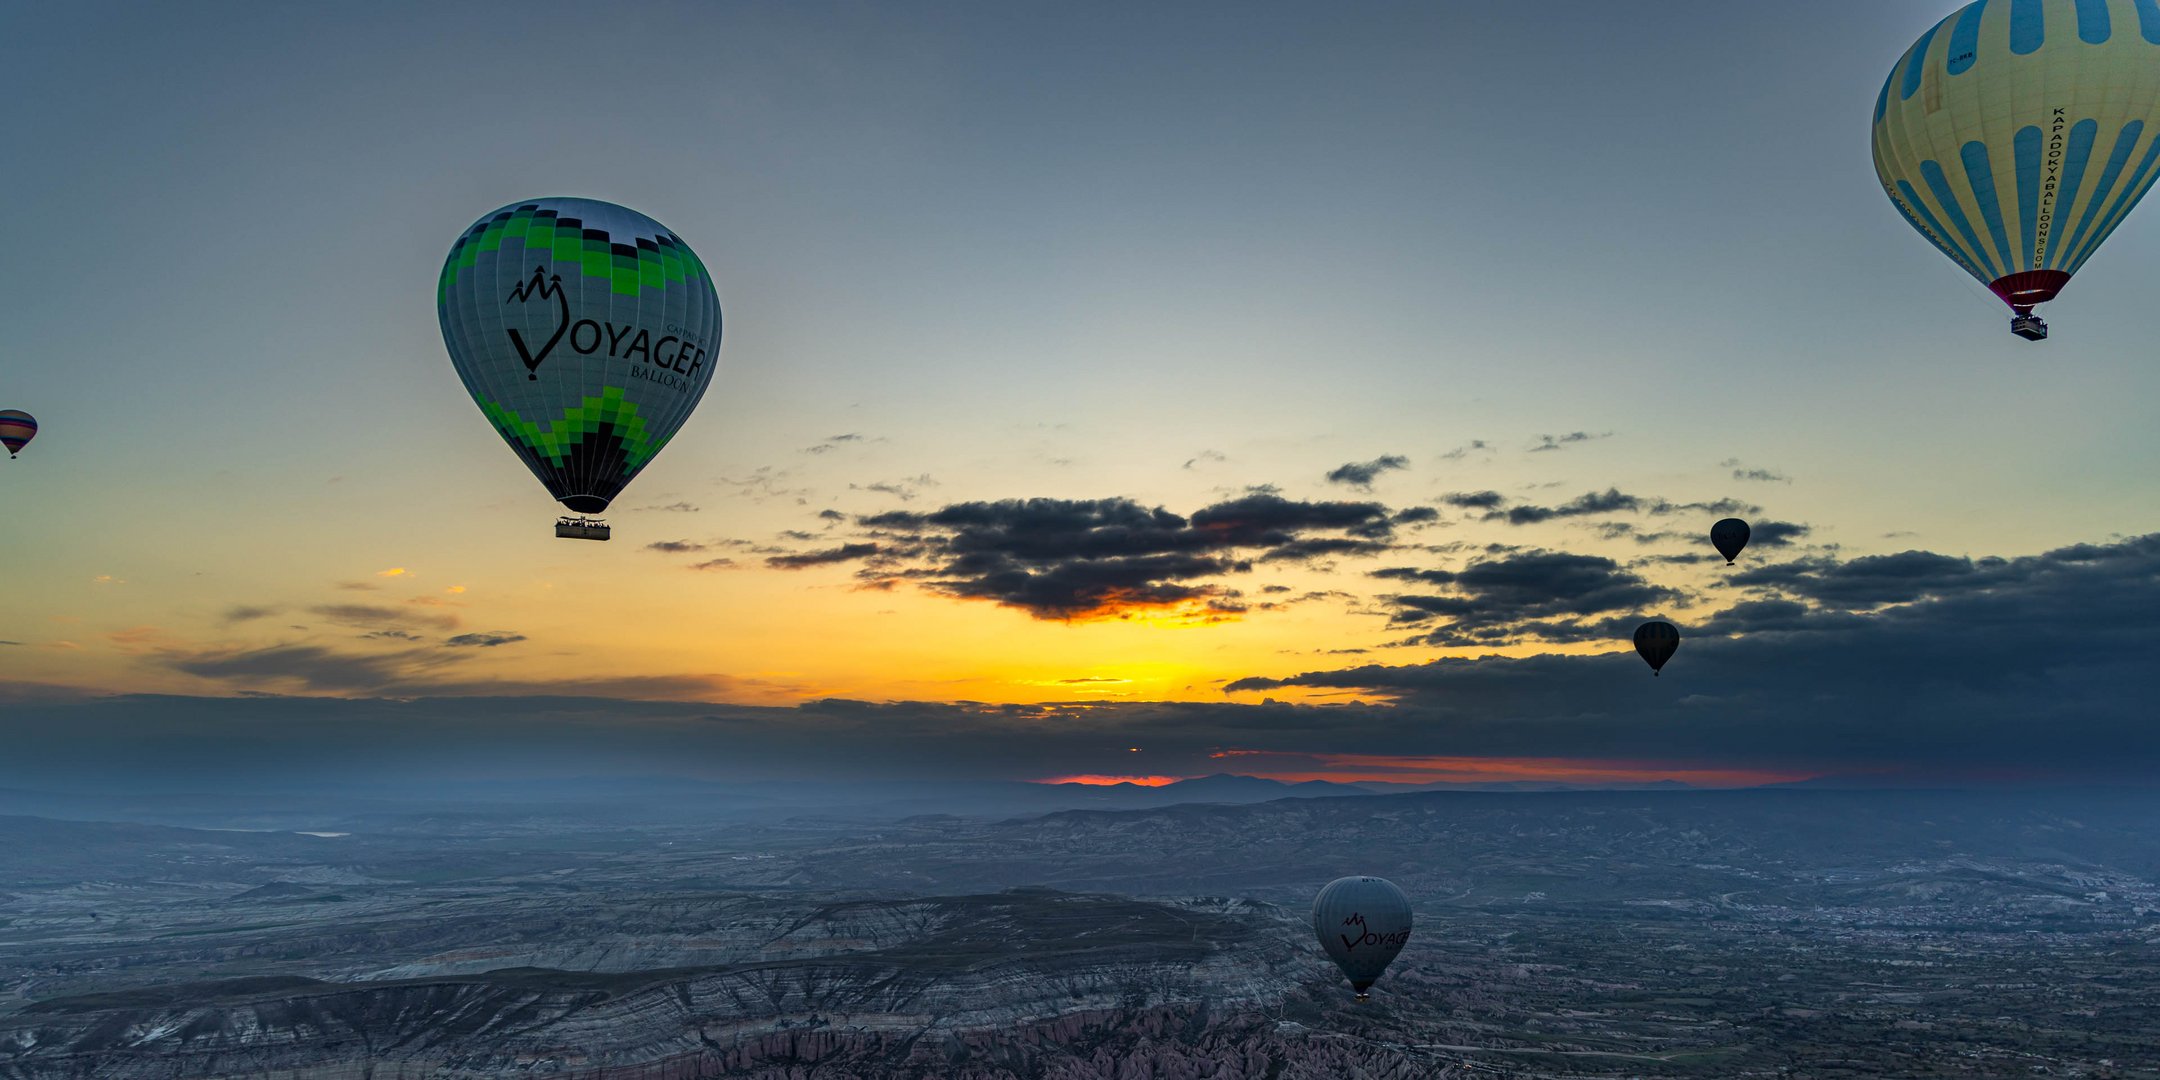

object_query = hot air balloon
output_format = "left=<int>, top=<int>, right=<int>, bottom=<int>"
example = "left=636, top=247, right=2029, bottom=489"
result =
left=1633, top=620, right=1679, bottom=677
left=1874, top=0, right=2160, bottom=341
left=1711, top=518, right=1751, bottom=565
left=1313, top=876, right=1412, bottom=1002
left=0, top=411, right=35, bottom=459
left=438, top=198, right=721, bottom=540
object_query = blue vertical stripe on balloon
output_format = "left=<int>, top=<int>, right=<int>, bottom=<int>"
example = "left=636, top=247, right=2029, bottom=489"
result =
left=2046, top=119, right=2099, bottom=269
left=1877, top=67, right=1895, bottom=122
left=1948, top=1, right=1990, bottom=74
left=2015, top=126, right=2043, bottom=269
left=2060, top=119, right=2144, bottom=263
left=2069, top=131, right=2160, bottom=272
left=1918, top=166, right=2001, bottom=279
left=2075, top=0, right=2111, bottom=42
left=1903, top=17, right=1947, bottom=99
left=1961, top=141, right=2017, bottom=273
left=2139, top=0, right=2160, bottom=42
left=1896, top=180, right=1989, bottom=279
left=2010, top=0, right=2045, bottom=53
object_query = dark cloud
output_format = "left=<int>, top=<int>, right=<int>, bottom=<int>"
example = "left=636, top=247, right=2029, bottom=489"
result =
left=1324, top=454, right=1409, bottom=490
left=1495, top=487, right=1641, bottom=525
left=818, top=509, right=847, bottom=522
left=1441, top=491, right=1506, bottom=510
left=849, top=494, right=1408, bottom=621
left=646, top=540, right=707, bottom=554
left=443, top=632, right=527, bottom=648
left=221, top=605, right=279, bottom=625
left=766, top=543, right=882, bottom=570
left=1182, top=450, right=1228, bottom=470
left=360, top=630, right=423, bottom=642
left=689, top=558, right=738, bottom=572
left=1748, top=520, right=1812, bottom=547
left=1487, top=489, right=1760, bottom=527
left=307, top=604, right=458, bottom=632
left=1529, top=431, right=1611, bottom=452
left=1438, top=440, right=1491, bottom=461
left=1391, top=507, right=1441, bottom=526
left=852, top=474, right=938, bottom=502
left=802, top=433, right=864, bottom=454
left=1219, top=533, right=2160, bottom=780
left=1372, top=549, right=1677, bottom=644
left=169, top=644, right=460, bottom=693
left=638, top=501, right=701, bottom=513
left=1733, top=468, right=1791, bottom=483
left=1731, top=550, right=1997, bottom=608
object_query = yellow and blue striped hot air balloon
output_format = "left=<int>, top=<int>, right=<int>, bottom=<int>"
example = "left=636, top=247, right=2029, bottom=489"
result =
left=1874, top=0, right=2160, bottom=340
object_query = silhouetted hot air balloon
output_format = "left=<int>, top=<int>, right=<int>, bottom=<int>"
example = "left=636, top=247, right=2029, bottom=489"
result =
left=0, top=411, right=35, bottom=459
left=1874, top=0, right=2160, bottom=341
left=1313, top=876, right=1412, bottom=1002
left=1711, top=518, right=1751, bottom=565
left=1633, top=620, right=1679, bottom=677
left=438, top=198, right=721, bottom=540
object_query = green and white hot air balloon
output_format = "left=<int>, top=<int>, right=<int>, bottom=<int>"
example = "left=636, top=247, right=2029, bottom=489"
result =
left=438, top=198, right=720, bottom=539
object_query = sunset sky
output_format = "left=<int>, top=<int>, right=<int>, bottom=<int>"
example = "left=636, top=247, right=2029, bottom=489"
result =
left=5, top=1, right=2160, bottom=790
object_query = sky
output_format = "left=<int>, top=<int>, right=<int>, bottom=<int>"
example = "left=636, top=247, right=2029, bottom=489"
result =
left=4, top=1, right=2160, bottom=790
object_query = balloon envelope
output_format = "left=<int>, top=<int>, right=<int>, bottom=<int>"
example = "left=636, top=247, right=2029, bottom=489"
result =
left=1312, top=876, right=1412, bottom=998
left=1711, top=518, right=1751, bottom=564
left=1633, top=620, right=1680, bottom=676
left=0, top=410, right=35, bottom=458
left=1873, top=0, right=2160, bottom=319
left=438, top=198, right=721, bottom=514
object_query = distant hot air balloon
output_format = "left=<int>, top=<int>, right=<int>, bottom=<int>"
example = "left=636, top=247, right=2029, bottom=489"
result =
left=1634, top=621, right=1680, bottom=677
left=1312, top=876, right=1412, bottom=1001
left=0, top=410, right=35, bottom=459
left=438, top=198, right=721, bottom=539
left=1874, top=0, right=2160, bottom=341
left=1711, top=518, right=1751, bottom=565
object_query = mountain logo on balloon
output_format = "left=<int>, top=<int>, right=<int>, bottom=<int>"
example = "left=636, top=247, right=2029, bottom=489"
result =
left=504, top=265, right=570, bottom=381
left=1337, top=912, right=1410, bottom=952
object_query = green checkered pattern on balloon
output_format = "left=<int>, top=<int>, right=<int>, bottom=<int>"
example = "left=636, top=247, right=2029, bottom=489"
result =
left=439, top=205, right=711, bottom=303
left=478, top=387, right=670, bottom=472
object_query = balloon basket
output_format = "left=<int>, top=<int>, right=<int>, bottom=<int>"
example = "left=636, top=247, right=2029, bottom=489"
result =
left=555, top=516, right=611, bottom=541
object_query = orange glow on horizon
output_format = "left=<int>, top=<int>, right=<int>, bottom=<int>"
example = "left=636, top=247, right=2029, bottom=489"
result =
left=1035, top=774, right=1189, bottom=787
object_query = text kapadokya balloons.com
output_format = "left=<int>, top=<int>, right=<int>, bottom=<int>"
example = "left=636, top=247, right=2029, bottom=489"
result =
left=1711, top=518, right=1751, bottom=565
left=1634, top=620, right=1680, bottom=677
left=1873, top=0, right=2160, bottom=339
left=0, top=411, right=36, bottom=459
left=1312, top=876, right=1413, bottom=1001
left=438, top=198, right=721, bottom=518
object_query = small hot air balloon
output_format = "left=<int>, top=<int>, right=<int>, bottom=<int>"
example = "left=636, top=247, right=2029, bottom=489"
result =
left=1873, top=0, right=2160, bottom=341
left=1634, top=621, right=1680, bottom=677
left=0, top=410, right=35, bottom=459
left=1711, top=518, right=1751, bottom=565
left=1313, top=876, right=1412, bottom=1002
left=438, top=198, right=721, bottom=539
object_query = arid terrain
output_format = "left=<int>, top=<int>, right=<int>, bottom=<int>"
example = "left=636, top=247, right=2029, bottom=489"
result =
left=2, top=786, right=2157, bottom=1078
